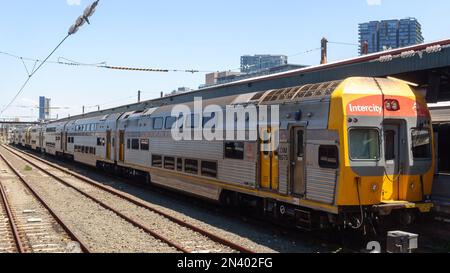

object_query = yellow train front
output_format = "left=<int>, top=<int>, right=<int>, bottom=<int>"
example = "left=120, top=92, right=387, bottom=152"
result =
left=328, top=77, right=434, bottom=229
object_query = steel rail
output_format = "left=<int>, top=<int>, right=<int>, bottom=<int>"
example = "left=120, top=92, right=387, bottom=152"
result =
left=0, top=181, right=25, bottom=253
left=4, top=144, right=256, bottom=253
left=1, top=145, right=189, bottom=253
left=0, top=151, right=91, bottom=253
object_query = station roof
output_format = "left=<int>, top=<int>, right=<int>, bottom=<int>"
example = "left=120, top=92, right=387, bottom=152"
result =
left=58, top=38, right=450, bottom=122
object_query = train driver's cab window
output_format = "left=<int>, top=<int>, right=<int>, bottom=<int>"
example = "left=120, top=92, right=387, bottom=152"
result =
left=411, top=128, right=432, bottom=159
left=319, top=146, right=339, bottom=169
left=349, top=129, right=380, bottom=160
left=224, top=142, right=244, bottom=160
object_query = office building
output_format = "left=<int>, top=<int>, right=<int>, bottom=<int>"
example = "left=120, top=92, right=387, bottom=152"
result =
left=359, top=18, right=424, bottom=55
left=240, top=55, right=288, bottom=74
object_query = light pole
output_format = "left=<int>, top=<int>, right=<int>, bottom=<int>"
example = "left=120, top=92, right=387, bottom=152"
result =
left=0, top=0, right=101, bottom=118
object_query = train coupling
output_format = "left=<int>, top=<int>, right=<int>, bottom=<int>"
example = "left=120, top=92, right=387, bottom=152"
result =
left=372, top=201, right=434, bottom=216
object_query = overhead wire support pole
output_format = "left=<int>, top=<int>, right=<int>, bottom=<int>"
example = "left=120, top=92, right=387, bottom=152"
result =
left=0, top=0, right=100, bottom=118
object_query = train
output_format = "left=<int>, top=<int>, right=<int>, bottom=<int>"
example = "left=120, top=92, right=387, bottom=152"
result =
left=10, top=77, right=435, bottom=232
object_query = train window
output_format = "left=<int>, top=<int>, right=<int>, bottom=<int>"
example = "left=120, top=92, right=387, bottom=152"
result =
left=224, top=142, right=244, bottom=160
left=187, top=114, right=200, bottom=129
left=140, top=139, right=150, bottom=151
left=411, top=129, right=432, bottom=159
left=203, top=113, right=216, bottom=127
left=177, top=158, right=183, bottom=171
left=127, top=139, right=131, bottom=149
left=153, top=118, right=164, bottom=130
left=297, top=130, right=304, bottom=157
left=349, top=129, right=380, bottom=160
left=165, top=117, right=177, bottom=130
left=131, top=139, right=140, bottom=150
left=97, top=138, right=102, bottom=146
left=185, top=159, right=199, bottom=175
left=201, top=161, right=218, bottom=178
left=385, top=130, right=396, bottom=161
left=319, top=146, right=339, bottom=169
left=90, top=147, right=95, bottom=154
left=152, top=155, right=162, bottom=168
left=164, top=157, right=175, bottom=170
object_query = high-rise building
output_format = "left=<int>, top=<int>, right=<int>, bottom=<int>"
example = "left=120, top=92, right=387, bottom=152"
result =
left=39, top=96, right=51, bottom=121
left=359, top=18, right=424, bottom=55
left=240, top=55, right=288, bottom=74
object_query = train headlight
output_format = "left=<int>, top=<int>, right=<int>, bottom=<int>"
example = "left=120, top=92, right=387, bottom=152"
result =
left=385, top=99, right=400, bottom=111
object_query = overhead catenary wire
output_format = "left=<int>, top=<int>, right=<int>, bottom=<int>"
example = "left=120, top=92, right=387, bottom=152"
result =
left=0, top=34, right=71, bottom=118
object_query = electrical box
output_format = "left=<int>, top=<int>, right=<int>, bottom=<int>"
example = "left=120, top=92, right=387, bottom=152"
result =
left=387, top=231, right=418, bottom=253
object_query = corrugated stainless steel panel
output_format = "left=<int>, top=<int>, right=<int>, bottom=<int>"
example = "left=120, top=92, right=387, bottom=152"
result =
left=150, top=138, right=223, bottom=160
left=306, top=168, right=337, bottom=204
left=278, top=160, right=289, bottom=195
left=218, top=160, right=257, bottom=187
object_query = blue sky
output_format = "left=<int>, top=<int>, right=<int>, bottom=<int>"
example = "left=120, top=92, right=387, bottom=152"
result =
left=1, top=0, right=449, bottom=120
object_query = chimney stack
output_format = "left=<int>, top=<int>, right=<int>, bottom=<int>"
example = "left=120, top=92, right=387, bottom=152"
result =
left=320, top=37, right=328, bottom=65
left=362, top=41, right=369, bottom=55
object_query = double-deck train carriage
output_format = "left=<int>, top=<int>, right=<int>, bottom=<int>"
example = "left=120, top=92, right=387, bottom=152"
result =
left=113, top=94, right=261, bottom=199
left=29, top=125, right=44, bottom=151
left=68, top=112, right=123, bottom=167
left=69, top=117, right=101, bottom=166
left=42, top=122, right=65, bottom=155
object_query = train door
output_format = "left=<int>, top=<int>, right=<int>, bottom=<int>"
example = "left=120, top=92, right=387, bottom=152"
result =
left=106, top=130, right=111, bottom=160
left=119, top=130, right=125, bottom=162
left=260, top=127, right=279, bottom=191
left=60, top=132, right=64, bottom=151
left=384, top=123, right=401, bottom=200
left=291, top=127, right=306, bottom=196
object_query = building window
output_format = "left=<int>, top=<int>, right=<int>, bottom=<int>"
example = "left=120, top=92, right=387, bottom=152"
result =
left=319, top=146, right=339, bottom=169
left=185, top=159, right=199, bottom=175
left=140, top=139, right=149, bottom=151
left=201, top=161, right=217, bottom=178
left=177, top=158, right=183, bottom=172
left=152, top=155, right=162, bottom=168
left=131, top=139, right=139, bottom=150
left=224, top=142, right=244, bottom=160
left=153, top=117, right=164, bottom=130
left=164, top=157, right=175, bottom=170
left=127, top=139, right=131, bottom=149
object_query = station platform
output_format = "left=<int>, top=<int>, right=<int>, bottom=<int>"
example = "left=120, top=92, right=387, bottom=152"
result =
left=433, top=174, right=450, bottom=215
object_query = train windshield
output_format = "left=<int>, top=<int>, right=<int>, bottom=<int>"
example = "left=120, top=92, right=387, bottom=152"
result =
left=411, top=129, right=432, bottom=159
left=349, top=129, right=380, bottom=160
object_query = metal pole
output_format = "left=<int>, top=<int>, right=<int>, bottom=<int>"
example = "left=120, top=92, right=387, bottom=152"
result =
left=138, top=90, right=141, bottom=103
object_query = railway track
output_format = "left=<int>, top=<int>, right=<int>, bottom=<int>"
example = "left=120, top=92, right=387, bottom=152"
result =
left=1, top=144, right=256, bottom=253
left=0, top=151, right=89, bottom=253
